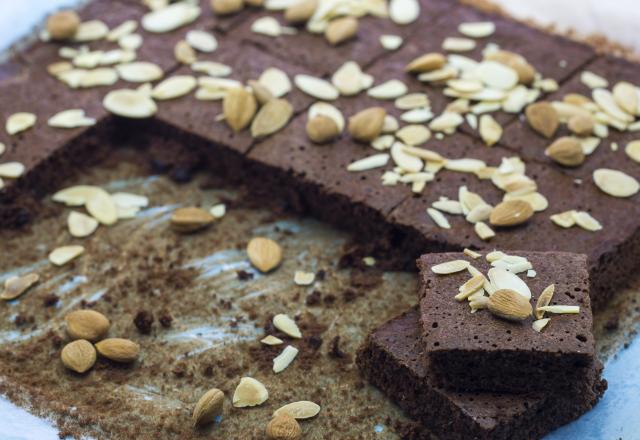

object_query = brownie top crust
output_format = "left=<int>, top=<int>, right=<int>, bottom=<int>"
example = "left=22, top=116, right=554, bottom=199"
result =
left=417, top=251, right=595, bottom=356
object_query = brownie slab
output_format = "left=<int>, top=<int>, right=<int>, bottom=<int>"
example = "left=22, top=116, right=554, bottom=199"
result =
left=356, top=308, right=606, bottom=440
left=417, top=251, right=595, bottom=393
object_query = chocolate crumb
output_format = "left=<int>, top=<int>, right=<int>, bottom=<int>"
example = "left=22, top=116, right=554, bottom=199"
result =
left=306, top=290, right=322, bottom=306
left=329, top=336, right=347, bottom=359
left=604, top=316, right=619, bottom=331
left=43, top=294, right=59, bottom=307
left=159, top=311, right=173, bottom=328
left=237, top=270, right=254, bottom=280
left=133, top=310, right=154, bottom=335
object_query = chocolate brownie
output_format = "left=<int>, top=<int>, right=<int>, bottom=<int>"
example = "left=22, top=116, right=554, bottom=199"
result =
left=356, top=308, right=606, bottom=440
left=417, top=251, right=595, bottom=393
left=501, top=55, right=640, bottom=199
left=387, top=139, right=640, bottom=310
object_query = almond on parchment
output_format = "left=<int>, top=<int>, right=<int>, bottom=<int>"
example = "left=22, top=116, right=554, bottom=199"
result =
left=273, top=313, right=302, bottom=338
left=348, top=107, right=386, bottom=142
left=171, top=207, right=215, bottom=232
left=1, top=273, right=40, bottom=301
left=487, top=288, right=533, bottom=321
left=325, top=16, right=358, bottom=46
left=233, top=377, right=269, bottom=407
left=192, top=388, right=224, bottom=427
left=525, top=102, right=559, bottom=138
left=545, top=137, right=585, bottom=167
left=273, top=401, right=321, bottom=419
left=66, top=309, right=110, bottom=341
left=247, top=237, right=283, bottom=272
left=61, top=339, right=96, bottom=373
left=266, top=413, right=301, bottom=440
left=490, top=200, right=534, bottom=227
left=223, top=88, right=257, bottom=132
left=95, top=338, right=140, bottom=363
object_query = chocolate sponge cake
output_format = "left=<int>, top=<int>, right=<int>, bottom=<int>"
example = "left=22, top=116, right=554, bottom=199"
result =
left=356, top=308, right=606, bottom=440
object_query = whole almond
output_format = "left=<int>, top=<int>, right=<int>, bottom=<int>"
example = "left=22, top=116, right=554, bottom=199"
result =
left=284, top=0, right=317, bottom=24
left=486, top=50, right=535, bottom=85
left=266, top=414, right=302, bottom=440
left=193, top=388, right=225, bottom=427
left=348, top=107, right=386, bottom=142
left=47, top=11, right=80, bottom=40
left=171, top=207, right=215, bottom=232
left=405, top=52, right=446, bottom=73
left=251, top=99, right=293, bottom=138
left=66, top=309, right=110, bottom=342
left=488, top=289, right=532, bottom=321
left=545, top=137, right=585, bottom=167
left=249, top=80, right=275, bottom=105
left=223, top=88, right=257, bottom=132
left=489, top=200, right=534, bottom=227
left=525, top=102, right=558, bottom=138
left=306, top=115, right=340, bottom=143
left=95, top=338, right=140, bottom=363
left=247, top=237, right=282, bottom=272
left=567, top=114, right=594, bottom=136
left=325, top=17, right=358, bottom=46
left=210, top=0, right=244, bottom=15
left=61, top=339, right=97, bottom=373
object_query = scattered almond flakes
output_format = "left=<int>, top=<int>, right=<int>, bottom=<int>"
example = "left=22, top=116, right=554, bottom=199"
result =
left=273, top=314, right=302, bottom=338
left=427, top=208, right=450, bottom=229
left=273, top=345, right=299, bottom=373
left=535, top=284, right=555, bottom=319
left=68, top=211, right=99, bottom=238
left=293, top=271, right=315, bottom=286
left=232, top=377, right=269, bottom=408
left=431, top=259, right=469, bottom=275
left=1, top=273, right=40, bottom=301
left=273, top=401, right=321, bottom=420
left=261, top=335, right=283, bottom=346
left=537, top=305, right=580, bottom=314
left=49, top=245, right=85, bottom=266
left=6, top=112, right=36, bottom=135
left=362, top=256, right=376, bottom=267
left=210, top=204, right=226, bottom=219
left=463, top=248, right=481, bottom=259
left=532, top=318, right=551, bottom=332
left=593, top=168, right=640, bottom=198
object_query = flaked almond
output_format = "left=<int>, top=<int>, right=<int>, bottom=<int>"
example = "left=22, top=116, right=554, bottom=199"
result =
left=306, top=115, right=340, bottom=144
left=261, top=335, right=283, bottom=345
left=273, top=345, right=299, bottom=373
left=537, top=305, right=580, bottom=314
left=266, top=413, right=301, bottom=440
left=487, top=288, right=533, bottom=321
left=487, top=267, right=532, bottom=299
left=68, top=211, right=99, bottom=238
left=479, top=114, right=502, bottom=146
left=389, top=0, right=420, bottom=25
left=532, top=318, right=550, bottom=332
left=85, top=188, right=118, bottom=225
left=47, top=11, right=81, bottom=40
left=61, top=339, right=96, bottom=373
left=1, top=273, right=39, bottom=301
left=347, top=154, right=389, bottom=171
left=293, top=270, right=315, bottom=286
left=273, top=313, right=301, bottom=338
left=348, top=107, right=386, bottom=142
left=485, top=50, right=535, bottom=85
left=95, top=338, right=140, bottom=363
left=455, top=274, right=485, bottom=301
left=192, top=388, right=224, bottom=427
left=233, top=377, right=269, bottom=407
left=405, top=52, right=446, bottom=73
left=525, top=102, right=558, bottom=138
left=475, top=221, right=495, bottom=240
left=325, top=17, right=358, bottom=46
left=175, top=40, right=197, bottom=64
left=490, top=200, right=534, bottom=227
left=593, top=168, right=640, bottom=198
left=6, top=112, right=36, bottom=135
left=103, top=89, right=157, bottom=118
left=274, top=401, right=321, bottom=419
left=171, top=207, right=215, bottom=232
left=535, top=284, right=555, bottom=319
left=284, top=0, right=317, bottom=24
left=431, top=259, right=469, bottom=275
left=66, top=309, right=110, bottom=341
left=612, top=81, right=638, bottom=116
left=545, top=137, right=585, bottom=167
left=211, top=0, right=244, bottom=15
left=251, top=99, right=293, bottom=138
left=567, top=114, right=594, bottom=136
left=49, top=245, right=85, bottom=266
left=249, top=80, right=275, bottom=105
left=223, top=88, right=257, bottom=132
left=625, top=140, right=640, bottom=163
left=247, top=237, right=282, bottom=272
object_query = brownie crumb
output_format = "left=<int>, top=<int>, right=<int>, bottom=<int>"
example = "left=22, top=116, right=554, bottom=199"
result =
left=134, top=310, right=154, bottom=334
left=315, top=269, right=326, bottom=281
left=350, top=268, right=383, bottom=289
left=43, top=294, right=59, bottom=307
left=237, top=270, right=254, bottom=281
left=328, top=336, right=348, bottom=360
left=306, top=290, right=322, bottom=306
left=323, top=293, right=336, bottom=305
left=159, top=311, right=173, bottom=328
left=342, top=289, right=359, bottom=303
left=604, top=316, right=619, bottom=331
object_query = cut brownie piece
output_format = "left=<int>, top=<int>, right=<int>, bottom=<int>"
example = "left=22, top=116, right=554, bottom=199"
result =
left=356, top=308, right=606, bottom=440
left=417, top=251, right=595, bottom=393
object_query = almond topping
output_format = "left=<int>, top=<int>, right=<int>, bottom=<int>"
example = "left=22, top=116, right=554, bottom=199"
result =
left=593, top=168, right=640, bottom=198
left=325, top=17, right=358, bottom=46
left=532, top=318, right=550, bottom=332
left=306, top=115, right=340, bottom=144
left=6, top=112, right=36, bottom=135
left=405, top=52, right=446, bottom=73
left=211, top=0, right=244, bottom=16
left=49, top=245, right=85, bottom=266
left=535, top=284, right=555, bottom=319
left=525, top=102, right=558, bottom=138
left=251, top=99, right=293, bottom=138
left=274, top=401, right=321, bottom=419
left=487, top=289, right=533, bottom=321
left=273, top=345, right=299, bottom=373
left=68, top=211, right=99, bottom=238
left=223, top=88, right=258, bottom=132
left=273, top=314, right=301, bottom=338
left=489, top=200, right=534, bottom=227
left=1, top=273, right=40, bottom=301
left=348, top=107, right=386, bottom=142
left=431, top=259, right=469, bottom=275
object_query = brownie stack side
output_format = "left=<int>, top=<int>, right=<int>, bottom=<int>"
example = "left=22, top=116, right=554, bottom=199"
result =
left=417, top=252, right=595, bottom=394
left=356, top=309, right=606, bottom=440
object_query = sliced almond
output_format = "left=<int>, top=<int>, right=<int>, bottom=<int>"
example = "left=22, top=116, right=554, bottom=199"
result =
left=532, top=318, right=550, bottom=332
left=476, top=61, right=518, bottom=90
left=6, top=113, right=36, bottom=135
left=49, top=245, right=85, bottom=266
left=249, top=80, right=275, bottom=105
left=442, top=37, right=476, bottom=52
left=48, top=109, right=96, bottom=128
left=260, top=68, right=291, bottom=98
left=261, top=335, right=284, bottom=345
left=550, top=210, right=576, bottom=228
left=427, top=208, right=450, bottom=229
left=347, top=154, right=389, bottom=171
left=537, top=305, right=580, bottom=314
left=405, top=53, right=445, bottom=74
left=72, top=20, right=108, bottom=42
left=273, top=313, right=302, bottom=338
left=455, top=274, right=485, bottom=301
left=224, top=88, right=258, bottom=132
left=332, top=61, right=366, bottom=96
left=431, top=259, right=469, bottom=275
left=233, top=377, right=269, bottom=407
left=490, top=200, right=533, bottom=227
left=251, top=99, right=293, bottom=138
left=65, top=309, right=110, bottom=341
left=294, top=74, right=338, bottom=100
left=474, top=221, right=495, bottom=240
left=0, top=162, right=25, bottom=179
left=274, top=401, right=320, bottom=419
left=85, top=188, right=118, bottom=225
left=151, top=75, right=197, bottom=100
left=573, top=211, right=602, bottom=231
left=171, top=207, right=215, bottom=232
left=612, top=81, right=638, bottom=115
left=389, top=0, right=420, bottom=25
left=95, top=338, right=140, bottom=362
left=116, top=62, right=163, bottom=83
left=325, top=16, right=358, bottom=46
left=479, top=114, right=502, bottom=146
left=1, top=273, right=40, bottom=301
left=625, top=140, right=640, bottom=163
left=458, top=21, right=495, bottom=38
left=61, top=339, right=96, bottom=373
left=535, top=284, right=555, bottom=319
left=545, top=137, right=585, bottom=167
left=429, top=112, right=463, bottom=132
left=593, top=88, right=634, bottom=123
left=396, top=125, right=431, bottom=146
left=525, top=102, right=558, bottom=138
left=348, top=107, right=386, bottom=142
left=273, top=345, right=299, bottom=373
left=432, top=199, right=462, bottom=214
left=593, top=168, right=640, bottom=198
left=247, top=237, right=282, bottom=272
left=367, top=80, right=408, bottom=100
left=192, top=388, right=224, bottom=427
left=193, top=61, right=232, bottom=78
left=380, top=35, right=403, bottom=51
left=487, top=288, right=533, bottom=321
left=581, top=71, right=608, bottom=89
left=103, top=89, right=157, bottom=118
left=391, top=142, right=423, bottom=172
left=141, top=2, right=201, bottom=33
left=293, top=271, right=315, bottom=286
left=308, top=102, right=344, bottom=131
left=186, top=30, right=218, bottom=52
left=68, top=211, right=99, bottom=238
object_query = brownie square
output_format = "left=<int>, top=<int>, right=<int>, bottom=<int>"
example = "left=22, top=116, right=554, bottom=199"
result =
left=387, top=139, right=640, bottom=310
left=417, top=251, right=595, bottom=393
left=356, top=308, right=606, bottom=440
left=501, top=55, right=640, bottom=201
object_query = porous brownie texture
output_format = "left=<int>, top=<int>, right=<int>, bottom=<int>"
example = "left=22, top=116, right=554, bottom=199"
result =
left=356, top=308, right=606, bottom=440
left=417, top=251, right=595, bottom=393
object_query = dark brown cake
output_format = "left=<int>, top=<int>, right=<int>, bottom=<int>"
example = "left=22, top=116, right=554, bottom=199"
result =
left=356, top=308, right=606, bottom=440
left=417, top=251, right=595, bottom=393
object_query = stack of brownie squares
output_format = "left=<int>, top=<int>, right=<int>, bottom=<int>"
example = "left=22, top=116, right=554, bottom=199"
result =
left=357, top=250, right=606, bottom=439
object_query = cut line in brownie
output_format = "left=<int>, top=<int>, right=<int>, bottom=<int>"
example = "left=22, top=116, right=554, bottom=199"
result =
left=417, top=251, right=595, bottom=394
left=356, top=308, right=606, bottom=440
